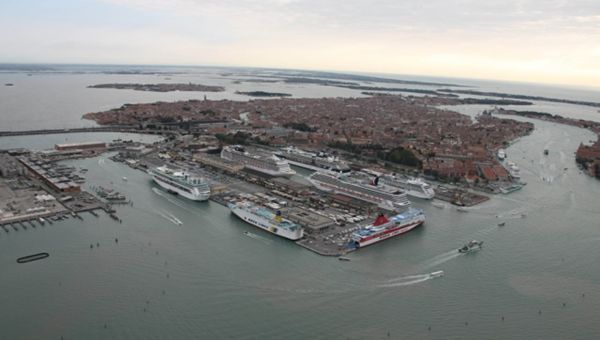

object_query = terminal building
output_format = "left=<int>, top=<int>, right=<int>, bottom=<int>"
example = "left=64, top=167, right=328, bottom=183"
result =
left=285, top=207, right=335, bottom=234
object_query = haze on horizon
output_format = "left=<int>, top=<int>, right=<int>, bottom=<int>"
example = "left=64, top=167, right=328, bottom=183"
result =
left=1, top=0, right=599, bottom=88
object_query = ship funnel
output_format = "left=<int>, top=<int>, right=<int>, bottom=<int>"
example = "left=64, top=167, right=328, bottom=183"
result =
left=373, top=213, right=389, bottom=226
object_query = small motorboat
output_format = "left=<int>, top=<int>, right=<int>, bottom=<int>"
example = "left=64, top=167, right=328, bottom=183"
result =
left=458, top=240, right=483, bottom=253
left=430, top=270, right=444, bottom=278
left=456, top=207, right=469, bottom=213
left=498, top=222, right=506, bottom=227
left=338, top=256, right=351, bottom=262
left=122, top=177, right=127, bottom=181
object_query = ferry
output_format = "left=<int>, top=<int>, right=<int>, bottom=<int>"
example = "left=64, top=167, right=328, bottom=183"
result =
left=348, top=208, right=425, bottom=248
left=307, top=171, right=411, bottom=212
left=221, top=145, right=295, bottom=177
left=149, top=166, right=210, bottom=201
left=276, top=146, right=351, bottom=174
left=229, top=201, right=303, bottom=240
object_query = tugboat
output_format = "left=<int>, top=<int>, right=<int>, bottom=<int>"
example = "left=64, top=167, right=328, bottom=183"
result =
left=458, top=240, right=483, bottom=253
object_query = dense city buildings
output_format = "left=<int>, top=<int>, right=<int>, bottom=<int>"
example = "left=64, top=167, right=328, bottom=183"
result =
left=84, top=95, right=534, bottom=183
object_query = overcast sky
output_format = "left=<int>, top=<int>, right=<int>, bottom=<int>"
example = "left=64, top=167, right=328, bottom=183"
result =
left=1, top=0, right=599, bottom=86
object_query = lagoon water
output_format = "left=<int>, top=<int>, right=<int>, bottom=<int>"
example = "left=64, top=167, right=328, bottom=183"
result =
left=1, top=67, right=600, bottom=339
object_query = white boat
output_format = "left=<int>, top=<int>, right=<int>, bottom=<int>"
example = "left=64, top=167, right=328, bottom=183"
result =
left=506, top=162, right=521, bottom=179
left=380, top=174, right=435, bottom=200
left=276, top=146, right=351, bottom=174
left=229, top=201, right=303, bottom=240
left=458, top=240, right=483, bottom=253
left=430, top=270, right=444, bottom=278
left=122, top=177, right=127, bottom=181
left=149, top=166, right=210, bottom=201
left=307, top=171, right=411, bottom=212
left=221, top=145, right=295, bottom=177
left=432, top=202, right=446, bottom=209
left=500, top=183, right=523, bottom=194
left=497, top=149, right=506, bottom=160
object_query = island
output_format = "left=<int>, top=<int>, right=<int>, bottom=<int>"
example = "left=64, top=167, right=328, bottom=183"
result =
left=235, top=91, right=292, bottom=97
left=83, top=95, right=533, bottom=191
left=88, top=83, right=225, bottom=92
left=438, top=89, right=600, bottom=108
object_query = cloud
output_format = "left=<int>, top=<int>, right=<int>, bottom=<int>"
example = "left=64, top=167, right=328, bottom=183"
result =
left=1, top=0, right=599, bottom=86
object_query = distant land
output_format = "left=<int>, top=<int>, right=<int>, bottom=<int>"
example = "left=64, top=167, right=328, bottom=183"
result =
left=88, top=83, right=225, bottom=92
left=235, top=91, right=292, bottom=97
left=438, top=89, right=600, bottom=108
left=360, top=91, right=531, bottom=105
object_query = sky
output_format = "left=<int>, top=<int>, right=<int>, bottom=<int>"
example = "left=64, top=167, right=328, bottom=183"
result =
left=1, top=0, right=599, bottom=87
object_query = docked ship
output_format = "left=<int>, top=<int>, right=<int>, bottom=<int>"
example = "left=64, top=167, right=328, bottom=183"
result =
left=349, top=208, right=425, bottom=248
left=497, top=149, right=506, bottom=160
left=149, top=166, right=210, bottom=201
left=228, top=201, right=304, bottom=240
left=221, top=145, right=295, bottom=177
left=276, top=147, right=351, bottom=174
left=507, top=162, right=521, bottom=179
left=307, top=171, right=411, bottom=212
left=379, top=174, right=435, bottom=200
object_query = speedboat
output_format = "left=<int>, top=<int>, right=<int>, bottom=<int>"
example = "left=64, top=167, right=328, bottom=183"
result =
left=338, top=256, right=351, bottom=262
left=430, top=270, right=444, bottom=278
left=458, top=240, right=483, bottom=253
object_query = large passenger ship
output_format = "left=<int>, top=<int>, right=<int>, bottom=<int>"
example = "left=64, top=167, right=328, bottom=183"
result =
left=307, top=171, right=411, bottom=212
left=149, top=166, right=210, bottom=201
left=276, top=147, right=351, bottom=174
left=221, top=145, right=295, bottom=177
left=229, top=201, right=304, bottom=240
left=349, top=208, right=425, bottom=248
left=379, top=175, right=435, bottom=200
left=361, top=169, right=434, bottom=200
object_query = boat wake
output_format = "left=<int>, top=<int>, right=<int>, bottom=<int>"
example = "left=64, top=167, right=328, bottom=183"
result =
left=158, top=210, right=183, bottom=225
left=152, top=187, right=195, bottom=213
left=378, top=274, right=434, bottom=288
left=243, top=231, right=273, bottom=244
left=378, top=270, right=444, bottom=288
left=495, top=208, right=528, bottom=220
left=419, top=250, right=462, bottom=271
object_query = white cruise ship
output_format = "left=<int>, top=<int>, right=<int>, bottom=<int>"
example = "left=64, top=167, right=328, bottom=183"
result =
left=229, top=201, right=304, bottom=240
left=149, top=166, right=210, bottom=201
left=276, top=147, right=351, bottom=174
left=361, top=169, right=434, bottom=200
left=221, top=145, right=295, bottom=177
left=307, top=171, right=411, bottom=212
left=379, top=175, right=435, bottom=200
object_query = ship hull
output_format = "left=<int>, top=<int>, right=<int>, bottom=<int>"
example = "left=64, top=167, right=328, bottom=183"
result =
left=405, top=189, right=435, bottom=200
left=354, top=218, right=424, bottom=248
left=244, top=164, right=295, bottom=177
left=307, top=176, right=409, bottom=212
left=230, top=206, right=303, bottom=240
left=152, top=175, right=209, bottom=201
left=282, top=158, right=350, bottom=174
